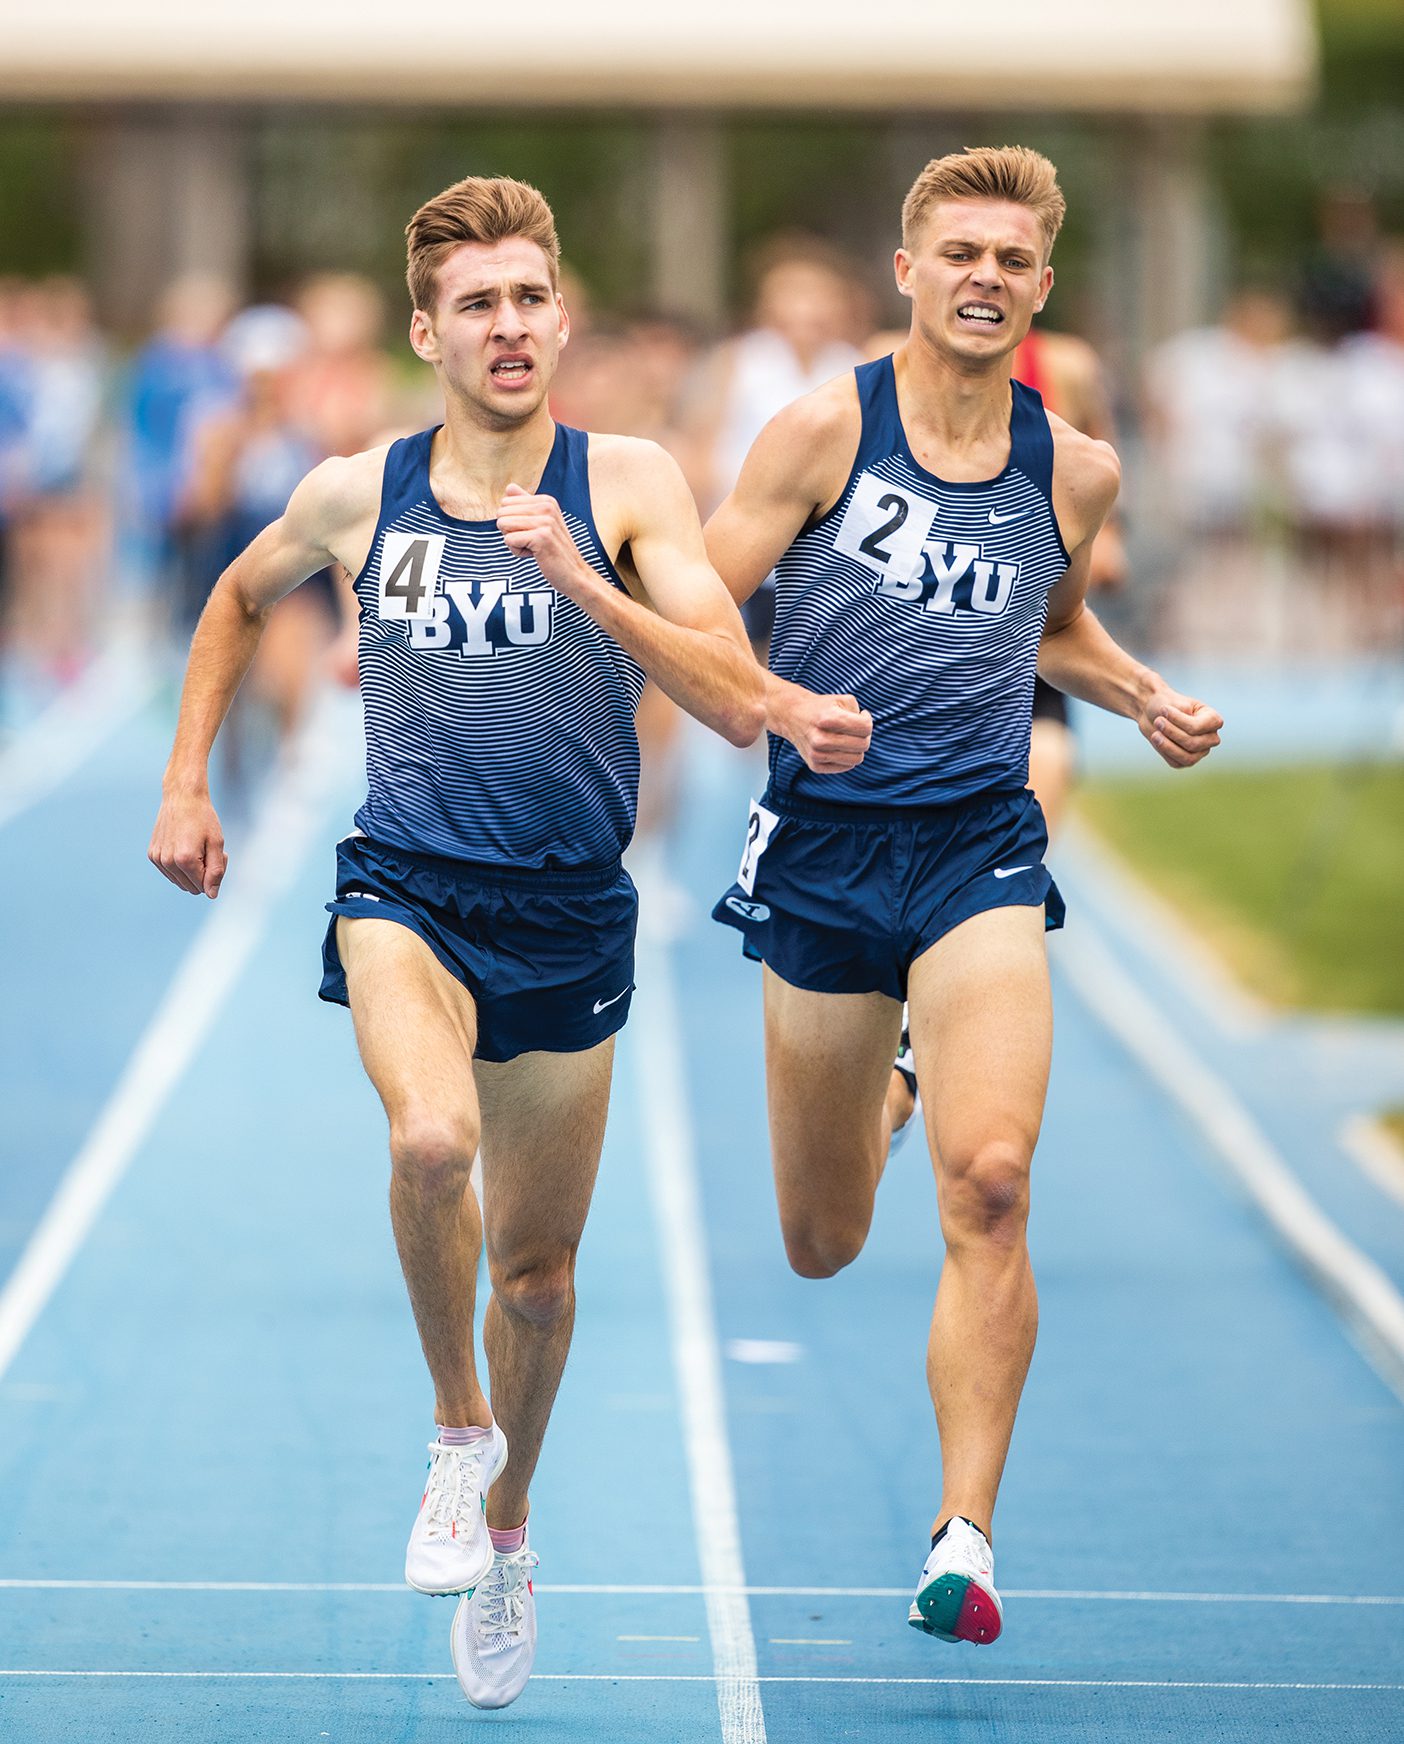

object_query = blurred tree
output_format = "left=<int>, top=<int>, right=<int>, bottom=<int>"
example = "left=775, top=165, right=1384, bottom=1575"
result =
left=0, top=115, right=81, bottom=276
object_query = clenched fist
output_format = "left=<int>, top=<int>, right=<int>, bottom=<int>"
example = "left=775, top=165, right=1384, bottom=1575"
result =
left=776, top=684, right=874, bottom=774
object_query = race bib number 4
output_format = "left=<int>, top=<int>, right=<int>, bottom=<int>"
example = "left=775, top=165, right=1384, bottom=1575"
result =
left=378, top=530, right=447, bottom=621
left=737, top=798, right=780, bottom=896
left=833, top=472, right=938, bottom=588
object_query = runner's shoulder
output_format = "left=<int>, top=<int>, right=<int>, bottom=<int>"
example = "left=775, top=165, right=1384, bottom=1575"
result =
left=749, top=373, right=862, bottom=502
left=287, top=444, right=393, bottom=540
left=1048, top=412, right=1119, bottom=525
left=584, top=430, right=692, bottom=509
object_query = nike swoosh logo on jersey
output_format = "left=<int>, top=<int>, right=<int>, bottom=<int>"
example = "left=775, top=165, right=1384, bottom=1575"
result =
left=988, top=507, right=1035, bottom=525
left=992, top=866, right=1032, bottom=879
left=593, top=987, right=632, bottom=1014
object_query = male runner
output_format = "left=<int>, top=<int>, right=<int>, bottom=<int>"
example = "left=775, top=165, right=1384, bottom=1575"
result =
left=149, top=175, right=762, bottom=1709
left=708, top=147, right=1221, bottom=1646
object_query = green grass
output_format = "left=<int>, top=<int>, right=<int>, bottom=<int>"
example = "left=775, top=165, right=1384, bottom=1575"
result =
left=1076, top=763, right=1404, bottom=1017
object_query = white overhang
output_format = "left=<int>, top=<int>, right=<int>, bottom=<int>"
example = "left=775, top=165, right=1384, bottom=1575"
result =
left=0, top=0, right=1316, bottom=113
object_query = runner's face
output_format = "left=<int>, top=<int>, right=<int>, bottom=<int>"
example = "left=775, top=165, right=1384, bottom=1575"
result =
left=896, top=201, right=1052, bottom=363
left=411, top=238, right=567, bottom=424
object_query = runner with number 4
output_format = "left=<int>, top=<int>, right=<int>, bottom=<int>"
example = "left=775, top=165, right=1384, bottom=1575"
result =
left=149, top=176, right=762, bottom=1710
left=708, top=146, right=1222, bottom=1646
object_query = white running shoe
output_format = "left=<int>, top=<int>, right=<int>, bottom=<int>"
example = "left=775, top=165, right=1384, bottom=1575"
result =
left=451, top=1537, right=539, bottom=1709
left=887, top=1021, right=922, bottom=1161
left=404, top=1425, right=509, bottom=1596
left=908, top=1517, right=1004, bottom=1644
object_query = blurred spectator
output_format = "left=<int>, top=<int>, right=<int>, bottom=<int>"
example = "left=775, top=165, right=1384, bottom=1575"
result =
left=1, top=277, right=111, bottom=680
left=0, top=280, right=30, bottom=649
left=120, top=274, right=240, bottom=623
left=1010, top=324, right=1128, bottom=836
left=692, top=236, right=867, bottom=515
left=550, top=302, right=712, bottom=846
left=1358, top=244, right=1404, bottom=547
left=178, top=304, right=338, bottom=746
left=1144, top=287, right=1292, bottom=539
left=292, top=272, right=396, bottom=456
left=1299, top=186, right=1379, bottom=345
left=687, top=236, right=866, bottom=650
left=543, top=265, right=601, bottom=430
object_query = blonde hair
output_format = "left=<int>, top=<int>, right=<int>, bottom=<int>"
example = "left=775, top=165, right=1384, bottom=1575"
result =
left=405, top=176, right=560, bottom=314
left=902, top=147, right=1066, bottom=259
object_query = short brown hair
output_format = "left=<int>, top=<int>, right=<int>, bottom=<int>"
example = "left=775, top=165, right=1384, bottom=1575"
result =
left=405, top=176, right=560, bottom=314
left=902, top=147, right=1066, bottom=259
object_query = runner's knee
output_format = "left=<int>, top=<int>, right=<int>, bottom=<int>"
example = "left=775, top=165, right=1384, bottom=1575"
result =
left=490, top=1253, right=576, bottom=1330
left=388, top=1108, right=479, bottom=1195
left=782, top=1211, right=869, bottom=1279
left=940, top=1139, right=1031, bottom=1246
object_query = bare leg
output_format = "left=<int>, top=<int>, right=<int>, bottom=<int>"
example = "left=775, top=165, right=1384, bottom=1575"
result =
left=475, top=1042, right=615, bottom=1530
left=908, top=906, right=1052, bottom=1538
left=762, top=966, right=903, bottom=1278
left=1027, top=716, right=1077, bottom=842
left=337, top=916, right=490, bottom=1428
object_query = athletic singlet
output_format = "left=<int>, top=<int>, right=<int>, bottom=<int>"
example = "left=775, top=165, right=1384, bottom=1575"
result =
left=766, top=354, right=1069, bottom=808
left=351, top=423, right=645, bottom=869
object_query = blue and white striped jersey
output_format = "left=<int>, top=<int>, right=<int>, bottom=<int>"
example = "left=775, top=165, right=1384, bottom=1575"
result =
left=768, top=355, right=1070, bottom=808
left=350, top=424, right=645, bottom=869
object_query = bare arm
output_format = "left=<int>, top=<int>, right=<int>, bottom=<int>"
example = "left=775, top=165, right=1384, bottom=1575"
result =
left=494, top=439, right=764, bottom=748
left=704, top=385, right=875, bottom=773
left=1039, top=427, right=1221, bottom=768
left=149, top=452, right=381, bottom=896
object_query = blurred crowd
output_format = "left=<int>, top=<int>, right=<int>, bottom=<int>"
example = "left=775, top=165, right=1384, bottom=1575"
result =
left=0, top=270, right=439, bottom=736
left=2, top=200, right=1404, bottom=740
left=1142, top=195, right=1404, bottom=653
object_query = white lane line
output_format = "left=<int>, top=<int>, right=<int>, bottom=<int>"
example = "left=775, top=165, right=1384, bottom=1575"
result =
left=1057, top=823, right=1268, bottom=1036
left=0, top=696, right=346, bottom=1386
left=634, top=930, right=766, bottom=1744
left=2, top=1580, right=1400, bottom=1605
left=0, top=640, right=155, bottom=830
left=1058, top=921, right=1404, bottom=1405
left=0, top=1671, right=1398, bottom=1690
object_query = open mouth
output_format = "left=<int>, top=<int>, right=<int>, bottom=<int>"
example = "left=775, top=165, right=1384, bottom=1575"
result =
left=489, top=355, right=534, bottom=384
left=956, top=303, right=1004, bottom=330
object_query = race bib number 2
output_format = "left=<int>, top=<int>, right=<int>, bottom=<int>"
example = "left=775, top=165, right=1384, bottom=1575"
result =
left=833, top=472, right=938, bottom=588
left=378, top=530, right=447, bottom=621
left=737, top=798, right=780, bottom=896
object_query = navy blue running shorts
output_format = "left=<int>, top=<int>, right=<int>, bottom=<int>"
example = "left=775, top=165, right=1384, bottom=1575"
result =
left=320, top=835, right=637, bottom=1063
left=711, top=786, right=1065, bottom=1001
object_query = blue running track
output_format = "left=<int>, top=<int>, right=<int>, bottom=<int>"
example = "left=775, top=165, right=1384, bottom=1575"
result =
left=1, top=689, right=1402, bottom=1743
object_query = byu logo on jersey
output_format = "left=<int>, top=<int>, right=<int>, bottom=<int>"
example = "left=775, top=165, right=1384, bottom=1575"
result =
left=408, top=579, right=556, bottom=659
left=874, top=540, right=1019, bottom=617
left=834, top=474, right=1019, bottom=617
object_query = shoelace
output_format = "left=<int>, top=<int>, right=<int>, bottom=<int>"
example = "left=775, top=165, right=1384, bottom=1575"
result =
left=423, top=1441, right=490, bottom=1538
left=477, top=1551, right=539, bottom=1644
left=944, top=1529, right=992, bottom=1580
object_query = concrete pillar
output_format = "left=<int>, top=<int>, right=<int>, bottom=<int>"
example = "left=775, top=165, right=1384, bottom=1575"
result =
left=82, top=107, right=251, bottom=336
left=1125, top=116, right=1213, bottom=364
left=649, top=115, right=726, bottom=330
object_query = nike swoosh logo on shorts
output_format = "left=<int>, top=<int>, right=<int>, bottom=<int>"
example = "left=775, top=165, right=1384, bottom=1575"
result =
left=993, top=866, right=1032, bottom=879
left=593, top=987, right=631, bottom=1014
left=988, top=507, right=1034, bottom=525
